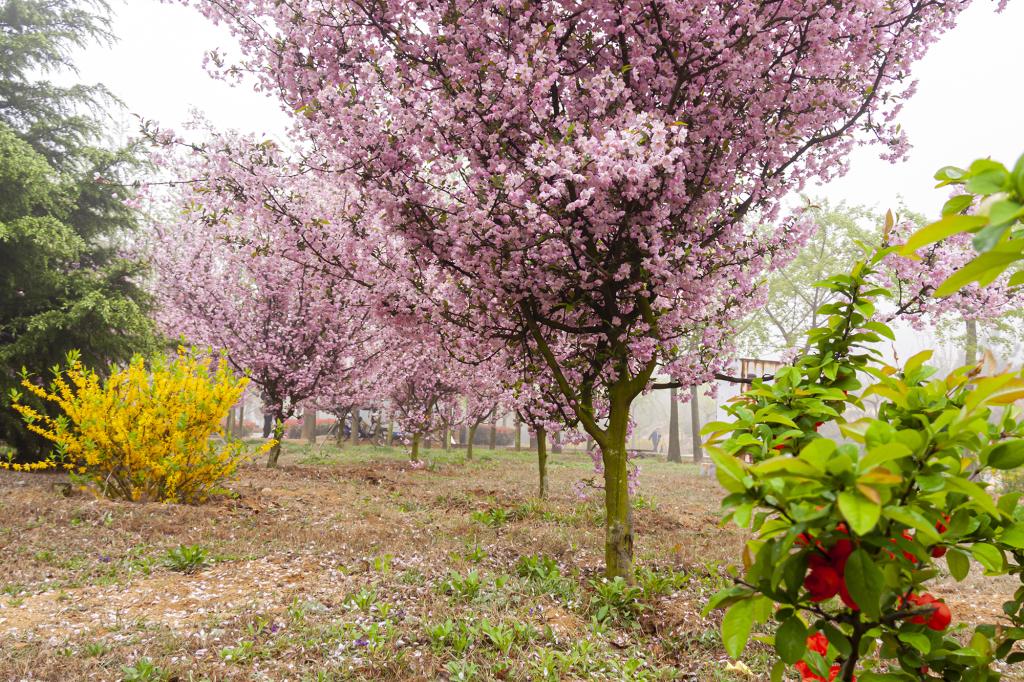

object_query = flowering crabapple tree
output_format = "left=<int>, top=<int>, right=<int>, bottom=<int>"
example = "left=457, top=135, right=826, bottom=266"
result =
left=149, top=135, right=383, bottom=467
left=181, top=0, right=975, bottom=579
left=704, top=249, right=1024, bottom=680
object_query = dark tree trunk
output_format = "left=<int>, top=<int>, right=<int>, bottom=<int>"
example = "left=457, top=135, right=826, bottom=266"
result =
left=667, top=386, right=681, bottom=463
left=536, top=425, right=548, bottom=499
left=690, top=384, right=703, bottom=463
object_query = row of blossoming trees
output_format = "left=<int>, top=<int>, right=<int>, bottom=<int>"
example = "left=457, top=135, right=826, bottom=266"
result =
left=145, top=0, right=1024, bottom=602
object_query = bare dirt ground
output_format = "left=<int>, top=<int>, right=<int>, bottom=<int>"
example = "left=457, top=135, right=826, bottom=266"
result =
left=0, top=443, right=1019, bottom=681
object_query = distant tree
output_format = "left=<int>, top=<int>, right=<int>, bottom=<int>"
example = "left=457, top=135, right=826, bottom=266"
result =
left=736, top=201, right=877, bottom=357
left=0, top=0, right=156, bottom=458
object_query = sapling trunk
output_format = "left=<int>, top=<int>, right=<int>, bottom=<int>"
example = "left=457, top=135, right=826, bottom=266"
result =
left=411, top=433, right=421, bottom=461
left=302, top=408, right=316, bottom=445
left=442, top=423, right=450, bottom=450
left=690, top=384, right=703, bottom=462
left=965, top=318, right=978, bottom=365
left=237, top=401, right=245, bottom=437
left=266, top=417, right=285, bottom=468
left=667, top=386, right=681, bottom=463
left=536, top=425, right=548, bottom=499
left=514, top=416, right=521, bottom=451
left=489, top=419, right=497, bottom=450
left=349, top=409, right=360, bottom=444
left=335, top=408, right=348, bottom=446
left=226, top=406, right=235, bottom=437
left=467, top=423, right=477, bottom=460
left=386, top=415, right=394, bottom=447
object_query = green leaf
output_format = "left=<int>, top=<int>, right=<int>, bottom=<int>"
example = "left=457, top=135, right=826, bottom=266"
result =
left=751, top=456, right=823, bottom=479
left=844, top=549, right=884, bottom=620
left=775, top=616, right=808, bottom=664
left=721, top=599, right=755, bottom=659
left=881, top=507, right=941, bottom=545
left=941, top=194, right=974, bottom=216
left=935, top=244, right=1024, bottom=297
left=947, top=548, right=970, bottom=582
left=838, top=491, right=881, bottom=535
left=860, top=442, right=912, bottom=471
left=966, top=167, right=1010, bottom=195
left=999, top=523, right=1024, bottom=549
left=900, top=214, right=988, bottom=255
left=770, top=660, right=786, bottom=682
left=972, top=221, right=1011, bottom=252
left=944, top=476, right=1001, bottom=517
left=898, top=631, right=932, bottom=654
left=987, top=440, right=1024, bottom=470
left=971, top=543, right=1006, bottom=573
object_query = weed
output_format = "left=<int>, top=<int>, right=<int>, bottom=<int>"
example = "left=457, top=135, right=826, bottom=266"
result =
left=344, top=588, right=378, bottom=612
left=371, top=553, right=394, bottom=573
left=439, top=569, right=482, bottom=600
left=219, top=640, right=256, bottom=664
left=82, top=641, right=110, bottom=657
left=516, top=554, right=560, bottom=582
left=635, top=565, right=688, bottom=599
left=631, top=493, right=659, bottom=511
left=470, top=508, right=510, bottom=527
left=462, top=543, right=487, bottom=563
left=120, top=657, right=167, bottom=682
left=590, top=576, right=644, bottom=624
left=446, top=659, right=480, bottom=681
left=163, top=545, right=209, bottom=574
left=479, top=619, right=516, bottom=655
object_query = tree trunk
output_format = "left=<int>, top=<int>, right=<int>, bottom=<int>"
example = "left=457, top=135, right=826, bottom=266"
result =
left=266, top=416, right=285, bottom=468
left=552, top=431, right=562, bottom=454
left=386, top=415, right=394, bottom=447
left=349, top=408, right=359, bottom=444
left=442, top=423, right=450, bottom=450
left=667, top=386, right=681, bottom=463
left=411, top=433, right=421, bottom=461
left=489, top=419, right=497, bottom=450
left=536, top=425, right=548, bottom=499
left=236, top=401, right=245, bottom=437
left=514, top=416, right=522, bottom=451
left=467, top=423, right=477, bottom=460
left=335, top=408, right=349, bottom=446
left=225, top=406, right=235, bottom=437
left=965, top=318, right=978, bottom=365
left=602, top=383, right=634, bottom=581
left=302, top=408, right=316, bottom=445
left=690, top=384, right=703, bottom=463
left=262, top=413, right=273, bottom=438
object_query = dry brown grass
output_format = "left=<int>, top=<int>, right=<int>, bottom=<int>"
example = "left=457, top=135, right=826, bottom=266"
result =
left=0, top=442, right=1019, bottom=681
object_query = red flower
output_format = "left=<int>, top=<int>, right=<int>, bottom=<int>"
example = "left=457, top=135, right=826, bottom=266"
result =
left=907, top=593, right=952, bottom=631
left=839, top=580, right=860, bottom=611
left=805, top=566, right=841, bottom=601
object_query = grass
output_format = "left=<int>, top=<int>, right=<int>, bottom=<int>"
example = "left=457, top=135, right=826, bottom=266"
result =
left=0, top=440, right=1015, bottom=680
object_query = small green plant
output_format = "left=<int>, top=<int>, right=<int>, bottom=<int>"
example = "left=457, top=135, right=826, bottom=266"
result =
left=635, top=565, right=688, bottom=599
left=371, top=553, right=394, bottom=573
left=446, top=659, right=480, bottom=681
left=631, top=492, right=658, bottom=511
left=470, top=507, right=510, bottom=527
left=516, top=554, right=560, bottom=582
left=440, top=570, right=482, bottom=600
left=344, top=587, right=377, bottom=612
left=82, top=641, right=109, bottom=657
left=218, top=640, right=256, bottom=664
left=479, top=619, right=516, bottom=655
left=462, top=543, right=487, bottom=563
left=120, top=657, right=167, bottom=682
left=425, top=619, right=456, bottom=653
left=589, top=576, right=644, bottom=624
left=163, top=545, right=209, bottom=574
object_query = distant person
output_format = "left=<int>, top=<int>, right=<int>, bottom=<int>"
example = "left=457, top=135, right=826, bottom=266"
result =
left=649, top=429, right=661, bottom=452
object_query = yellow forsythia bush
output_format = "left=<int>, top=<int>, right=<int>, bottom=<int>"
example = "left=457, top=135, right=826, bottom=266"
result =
left=8, top=348, right=270, bottom=503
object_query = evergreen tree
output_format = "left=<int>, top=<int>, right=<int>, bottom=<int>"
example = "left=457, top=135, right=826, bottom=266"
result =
left=0, top=0, right=156, bottom=459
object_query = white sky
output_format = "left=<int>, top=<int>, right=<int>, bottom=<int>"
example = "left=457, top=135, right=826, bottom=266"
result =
left=73, top=0, right=1024, bottom=218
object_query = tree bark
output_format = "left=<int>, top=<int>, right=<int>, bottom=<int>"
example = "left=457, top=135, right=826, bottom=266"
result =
left=467, top=423, right=477, bottom=460
left=266, top=416, right=285, bottom=468
left=335, top=408, right=348, bottom=446
left=411, top=433, right=421, bottom=461
left=262, top=413, right=273, bottom=439
left=552, top=431, right=562, bottom=454
left=536, top=425, right=548, bottom=499
left=690, top=384, right=703, bottom=463
left=302, top=408, right=316, bottom=445
left=442, top=423, right=450, bottom=450
left=225, top=406, right=235, bottom=438
left=965, top=318, right=978, bottom=365
left=667, top=386, right=681, bottom=463
left=514, top=416, right=522, bottom=451
left=602, top=381, right=634, bottom=581
left=236, top=401, right=245, bottom=437
left=349, top=408, right=360, bottom=444
left=386, top=414, right=394, bottom=447
left=489, top=418, right=497, bottom=450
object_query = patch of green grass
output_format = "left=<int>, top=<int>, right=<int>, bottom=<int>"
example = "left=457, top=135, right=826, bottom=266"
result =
left=162, top=545, right=209, bottom=574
